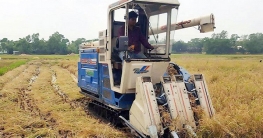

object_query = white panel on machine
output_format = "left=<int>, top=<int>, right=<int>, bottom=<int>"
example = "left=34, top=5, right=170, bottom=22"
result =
left=127, top=63, right=152, bottom=88
left=98, top=30, right=107, bottom=63
left=120, top=62, right=169, bottom=92
left=129, top=76, right=163, bottom=137
left=160, top=76, right=185, bottom=131
left=171, top=75, right=196, bottom=129
left=193, top=74, right=215, bottom=117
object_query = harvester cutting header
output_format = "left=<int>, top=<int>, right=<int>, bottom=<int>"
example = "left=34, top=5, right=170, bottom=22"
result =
left=78, top=0, right=216, bottom=137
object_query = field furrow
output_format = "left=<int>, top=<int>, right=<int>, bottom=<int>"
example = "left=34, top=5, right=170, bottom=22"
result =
left=25, top=64, right=128, bottom=137
left=49, top=66, right=80, bottom=108
left=51, top=65, right=82, bottom=102
left=17, top=63, right=40, bottom=112
left=0, top=61, right=43, bottom=137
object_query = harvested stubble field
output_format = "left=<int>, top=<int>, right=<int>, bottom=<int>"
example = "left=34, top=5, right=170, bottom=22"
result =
left=0, top=54, right=263, bottom=138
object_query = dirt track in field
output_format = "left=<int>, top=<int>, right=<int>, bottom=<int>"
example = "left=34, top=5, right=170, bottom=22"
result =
left=0, top=60, right=128, bottom=138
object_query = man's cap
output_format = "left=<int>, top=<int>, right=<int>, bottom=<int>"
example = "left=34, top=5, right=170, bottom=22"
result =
left=129, top=11, right=138, bottom=19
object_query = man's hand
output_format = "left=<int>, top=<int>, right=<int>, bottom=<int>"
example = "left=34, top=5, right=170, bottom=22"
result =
left=128, top=45, right=135, bottom=51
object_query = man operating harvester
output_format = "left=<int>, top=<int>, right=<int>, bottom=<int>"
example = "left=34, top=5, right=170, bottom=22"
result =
left=118, top=11, right=154, bottom=60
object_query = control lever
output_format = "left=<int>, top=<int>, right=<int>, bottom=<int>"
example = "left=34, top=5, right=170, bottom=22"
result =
left=148, top=49, right=152, bottom=58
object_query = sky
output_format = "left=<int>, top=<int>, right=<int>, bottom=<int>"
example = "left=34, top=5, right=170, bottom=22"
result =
left=1, top=0, right=263, bottom=42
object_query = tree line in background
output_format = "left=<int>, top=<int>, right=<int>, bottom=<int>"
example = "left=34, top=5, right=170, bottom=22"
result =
left=1, top=30, right=263, bottom=55
left=172, top=30, right=263, bottom=54
left=0, top=32, right=98, bottom=55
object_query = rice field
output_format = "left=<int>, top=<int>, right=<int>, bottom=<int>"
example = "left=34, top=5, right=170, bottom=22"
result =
left=0, top=54, right=262, bottom=137
left=0, top=59, right=27, bottom=76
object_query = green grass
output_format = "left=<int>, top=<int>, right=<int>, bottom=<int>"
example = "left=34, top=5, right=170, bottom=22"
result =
left=0, top=60, right=27, bottom=76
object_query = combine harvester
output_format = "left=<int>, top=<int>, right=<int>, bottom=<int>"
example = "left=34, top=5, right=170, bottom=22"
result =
left=78, top=0, right=215, bottom=137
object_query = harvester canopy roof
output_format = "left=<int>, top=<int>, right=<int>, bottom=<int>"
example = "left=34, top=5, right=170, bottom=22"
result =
left=109, top=0, right=180, bottom=9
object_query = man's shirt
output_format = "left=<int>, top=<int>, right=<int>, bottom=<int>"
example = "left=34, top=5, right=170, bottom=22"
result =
left=118, top=26, right=153, bottom=54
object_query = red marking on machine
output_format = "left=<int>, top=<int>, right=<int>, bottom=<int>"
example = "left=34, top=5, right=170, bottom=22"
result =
left=133, top=66, right=150, bottom=74
left=144, top=66, right=150, bottom=70
left=201, top=81, right=212, bottom=117
left=160, top=25, right=167, bottom=30
left=176, top=20, right=191, bottom=26
left=81, top=58, right=97, bottom=64
left=120, top=0, right=128, bottom=3
left=178, top=87, right=189, bottom=121
left=170, top=84, right=179, bottom=116
left=145, top=84, right=156, bottom=125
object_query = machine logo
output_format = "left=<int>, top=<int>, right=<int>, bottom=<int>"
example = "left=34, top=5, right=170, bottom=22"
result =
left=133, top=66, right=150, bottom=74
left=81, top=58, right=97, bottom=64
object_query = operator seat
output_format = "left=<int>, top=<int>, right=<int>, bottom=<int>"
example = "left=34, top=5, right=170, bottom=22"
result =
left=112, top=37, right=122, bottom=86
left=111, top=21, right=124, bottom=63
left=111, top=38, right=122, bottom=62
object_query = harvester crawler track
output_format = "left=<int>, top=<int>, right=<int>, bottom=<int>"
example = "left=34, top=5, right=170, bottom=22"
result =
left=87, top=99, right=129, bottom=128
left=86, top=99, right=147, bottom=138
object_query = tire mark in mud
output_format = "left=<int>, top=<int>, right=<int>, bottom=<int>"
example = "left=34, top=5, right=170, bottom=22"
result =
left=17, top=65, right=40, bottom=111
left=0, top=61, right=48, bottom=137
left=28, top=64, right=64, bottom=132
left=48, top=65, right=82, bottom=138
left=1, top=62, right=127, bottom=138
left=49, top=65, right=91, bottom=110
left=55, top=65, right=95, bottom=113
left=16, top=62, right=41, bottom=110
left=16, top=62, right=57, bottom=131
left=49, top=65, right=92, bottom=115
left=48, top=66, right=123, bottom=138
left=20, top=64, right=73, bottom=138
left=52, top=65, right=123, bottom=127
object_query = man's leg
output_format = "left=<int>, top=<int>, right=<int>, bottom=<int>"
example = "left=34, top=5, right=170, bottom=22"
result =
left=119, top=52, right=133, bottom=66
left=119, top=51, right=125, bottom=61
left=133, top=52, right=147, bottom=59
left=116, top=52, right=126, bottom=85
left=119, top=51, right=133, bottom=60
